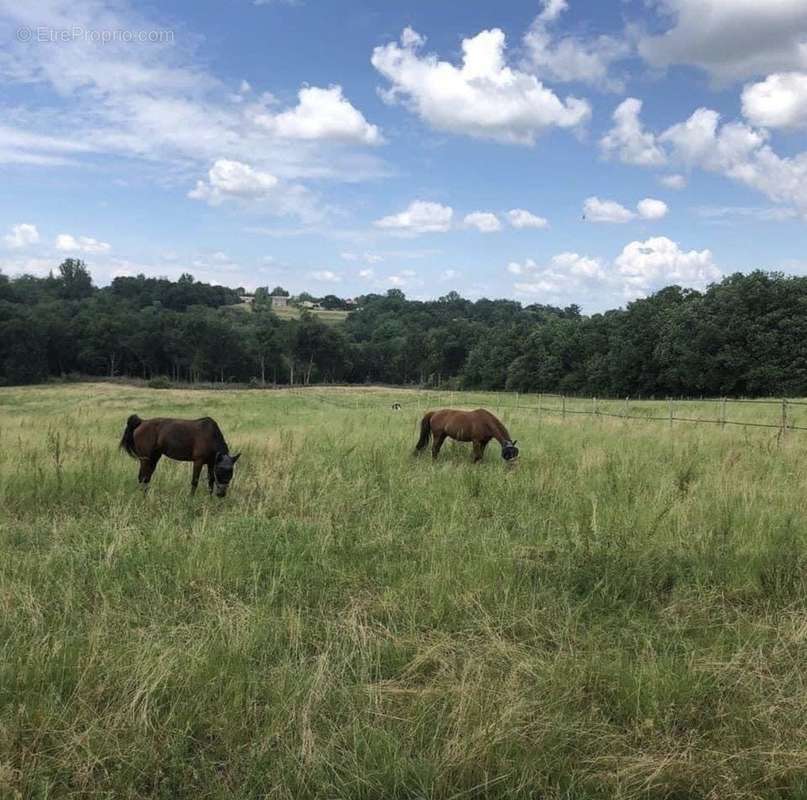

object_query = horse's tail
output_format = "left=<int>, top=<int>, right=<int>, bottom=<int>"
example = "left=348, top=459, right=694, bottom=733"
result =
left=415, top=412, right=433, bottom=452
left=119, top=414, right=143, bottom=458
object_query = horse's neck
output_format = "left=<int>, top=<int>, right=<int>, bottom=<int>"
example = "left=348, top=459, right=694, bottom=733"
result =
left=491, top=422, right=511, bottom=445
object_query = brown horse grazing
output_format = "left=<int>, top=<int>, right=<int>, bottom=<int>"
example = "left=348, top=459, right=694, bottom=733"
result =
left=119, top=415, right=240, bottom=496
left=415, top=408, right=519, bottom=463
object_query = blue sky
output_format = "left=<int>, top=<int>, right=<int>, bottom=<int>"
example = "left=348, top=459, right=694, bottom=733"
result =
left=2, top=0, right=807, bottom=311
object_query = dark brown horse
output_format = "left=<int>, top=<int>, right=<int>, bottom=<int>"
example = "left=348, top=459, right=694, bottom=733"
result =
left=415, top=408, right=519, bottom=463
left=119, top=415, right=240, bottom=496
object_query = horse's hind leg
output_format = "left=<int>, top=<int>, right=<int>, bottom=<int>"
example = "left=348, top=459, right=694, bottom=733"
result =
left=432, top=433, right=447, bottom=460
left=138, top=453, right=160, bottom=491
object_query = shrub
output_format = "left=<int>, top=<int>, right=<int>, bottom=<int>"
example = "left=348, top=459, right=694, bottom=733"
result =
left=147, top=376, right=172, bottom=389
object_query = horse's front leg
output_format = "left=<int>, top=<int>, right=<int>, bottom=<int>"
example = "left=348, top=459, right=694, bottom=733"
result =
left=206, top=462, right=215, bottom=495
left=190, top=459, right=204, bottom=494
left=472, top=440, right=486, bottom=463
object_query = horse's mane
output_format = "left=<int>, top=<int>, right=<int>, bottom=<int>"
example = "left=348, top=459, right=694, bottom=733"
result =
left=492, top=417, right=512, bottom=443
left=197, top=417, right=229, bottom=453
left=474, top=409, right=512, bottom=443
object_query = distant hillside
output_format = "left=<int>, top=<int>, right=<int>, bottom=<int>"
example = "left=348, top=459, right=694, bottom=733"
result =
left=236, top=302, right=350, bottom=326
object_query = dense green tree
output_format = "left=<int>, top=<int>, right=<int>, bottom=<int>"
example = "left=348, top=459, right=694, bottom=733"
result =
left=0, top=303, right=48, bottom=384
left=57, top=259, right=94, bottom=301
left=250, top=309, right=286, bottom=384
left=2, top=263, right=807, bottom=397
left=320, top=294, right=347, bottom=310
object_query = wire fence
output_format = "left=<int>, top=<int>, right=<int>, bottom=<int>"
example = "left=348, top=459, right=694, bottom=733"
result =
left=515, top=394, right=807, bottom=434
left=467, top=391, right=807, bottom=434
left=288, top=385, right=807, bottom=436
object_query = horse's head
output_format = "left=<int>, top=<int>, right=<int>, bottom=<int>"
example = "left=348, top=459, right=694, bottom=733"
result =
left=501, top=440, right=519, bottom=461
left=213, top=451, right=241, bottom=497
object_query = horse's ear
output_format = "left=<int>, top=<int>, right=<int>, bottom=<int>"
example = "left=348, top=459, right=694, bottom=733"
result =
left=512, top=440, right=518, bottom=446
left=231, top=452, right=241, bottom=463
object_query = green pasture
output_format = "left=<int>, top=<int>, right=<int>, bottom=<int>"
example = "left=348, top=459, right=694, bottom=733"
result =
left=2, top=383, right=807, bottom=799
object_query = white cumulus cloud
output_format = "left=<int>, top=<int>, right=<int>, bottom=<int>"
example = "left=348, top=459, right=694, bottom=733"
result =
left=600, top=98, right=667, bottom=167
left=4, top=223, right=40, bottom=249
left=55, top=234, right=111, bottom=254
left=374, top=201, right=454, bottom=234
left=660, top=108, right=766, bottom=171
left=255, top=85, right=383, bottom=144
left=188, top=159, right=279, bottom=205
left=464, top=211, right=502, bottom=233
left=583, top=197, right=635, bottom=223
left=603, top=99, right=807, bottom=220
left=507, top=209, right=549, bottom=229
left=510, top=252, right=606, bottom=296
left=584, top=196, right=668, bottom=223
left=371, top=27, right=590, bottom=145
left=615, top=236, right=721, bottom=297
left=507, top=237, right=721, bottom=306
left=637, top=198, right=668, bottom=220
left=742, top=72, right=807, bottom=129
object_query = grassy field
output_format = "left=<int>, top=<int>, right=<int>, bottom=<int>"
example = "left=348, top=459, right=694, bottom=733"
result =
left=234, top=303, right=350, bottom=325
left=2, top=384, right=807, bottom=799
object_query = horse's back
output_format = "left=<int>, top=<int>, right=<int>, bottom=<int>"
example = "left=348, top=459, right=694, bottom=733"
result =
left=429, top=407, right=504, bottom=440
left=428, top=408, right=477, bottom=440
left=135, top=416, right=222, bottom=461
left=472, top=408, right=501, bottom=426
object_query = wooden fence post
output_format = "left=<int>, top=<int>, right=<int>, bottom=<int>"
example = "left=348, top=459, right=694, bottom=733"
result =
left=562, top=395, right=566, bottom=420
left=721, top=397, right=727, bottom=430
left=668, top=397, right=674, bottom=428
left=538, top=393, right=543, bottom=427
left=782, top=398, right=788, bottom=437
left=624, top=396, right=629, bottom=420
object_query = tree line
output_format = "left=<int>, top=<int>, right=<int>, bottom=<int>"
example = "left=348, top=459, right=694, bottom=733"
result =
left=2, top=259, right=806, bottom=396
